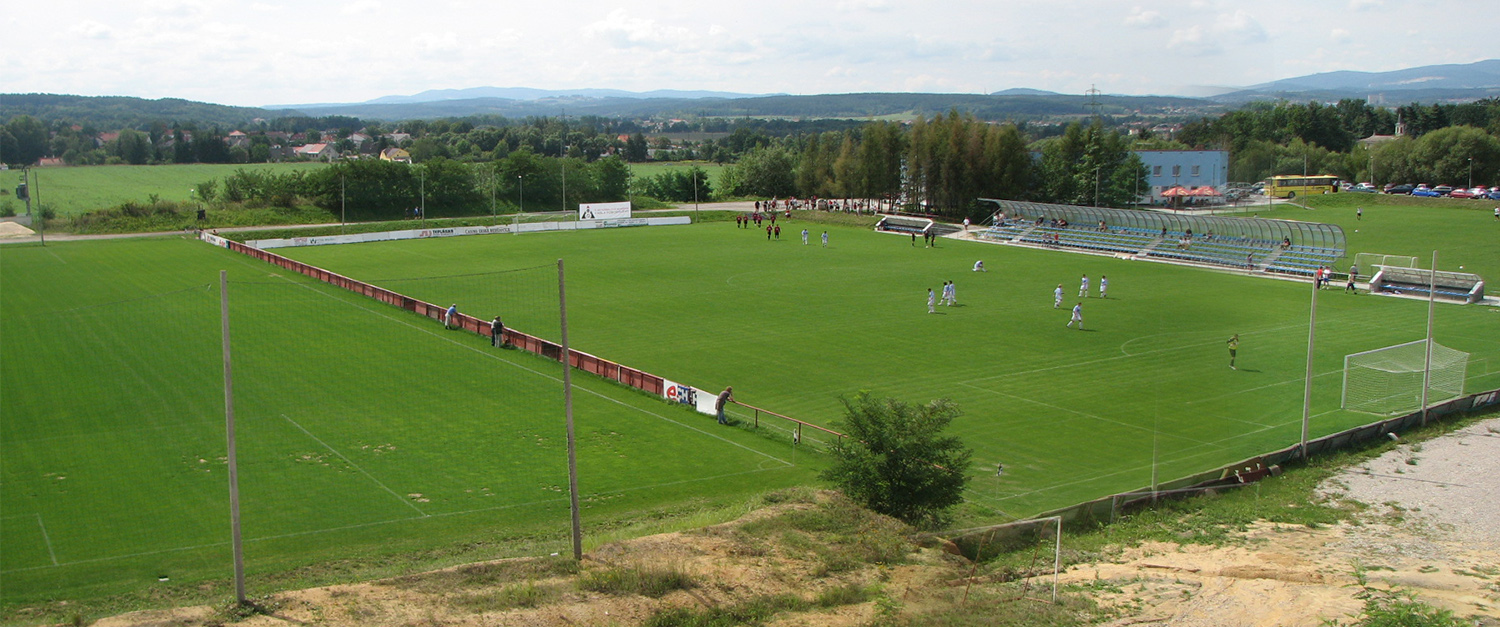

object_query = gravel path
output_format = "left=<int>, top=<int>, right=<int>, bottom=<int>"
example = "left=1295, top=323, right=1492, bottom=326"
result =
left=1327, top=415, right=1500, bottom=548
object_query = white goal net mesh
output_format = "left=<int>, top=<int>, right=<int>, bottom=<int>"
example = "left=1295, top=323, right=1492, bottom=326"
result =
left=1342, top=339, right=1468, bottom=415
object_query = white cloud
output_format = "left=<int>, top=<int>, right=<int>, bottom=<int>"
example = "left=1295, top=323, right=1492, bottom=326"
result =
left=1168, top=25, right=1204, bottom=48
left=1215, top=10, right=1267, bottom=44
left=1348, top=0, right=1382, bottom=10
left=340, top=1, right=383, bottom=15
left=1124, top=7, right=1164, bottom=28
left=836, top=0, right=892, bottom=10
left=70, top=20, right=114, bottom=39
left=582, top=9, right=695, bottom=51
left=1330, top=28, right=1352, bottom=43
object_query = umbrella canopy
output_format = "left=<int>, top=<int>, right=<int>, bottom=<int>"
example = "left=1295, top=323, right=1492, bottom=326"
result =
left=1190, top=186, right=1222, bottom=196
left=1160, top=186, right=1190, bottom=197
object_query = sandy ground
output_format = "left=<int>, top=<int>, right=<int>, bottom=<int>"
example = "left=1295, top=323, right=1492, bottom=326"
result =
left=88, top=419, right=1500, bottom=627
left=0, top=221, right=35, bottom=238
left=1074, top=416, right=1500, bottom=626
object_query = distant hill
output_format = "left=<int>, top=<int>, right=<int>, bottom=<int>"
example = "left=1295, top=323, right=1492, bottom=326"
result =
left=351, top=87, right=765, bottom=105
left=0, top=93, right=293, bottom=129
left=989, top=88, right=1061, bottom=97
left=1213, top=59, right=1500, bottom=103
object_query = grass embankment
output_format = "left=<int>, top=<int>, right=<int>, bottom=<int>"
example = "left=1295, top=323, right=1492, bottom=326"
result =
left=4, top=162, right=328, bottom=218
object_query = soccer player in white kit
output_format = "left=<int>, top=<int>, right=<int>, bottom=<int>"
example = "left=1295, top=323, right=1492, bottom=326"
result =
left=928, top=288, right=936, bottom=313
left=973, top=260, right=985, bottom=272
left=944, top=281, right=956, bottom=306
left=1079, top=274, right=1089, bottom=297
left=1066, top=302, right=1083, bottom=329
left=801, top=228, right=809, bottom=244
left=1054, top=284, right=1064, bottom=308
left=1099, top=275, right=1108, bottom=299
left=821, top=231, right=829, bottom=247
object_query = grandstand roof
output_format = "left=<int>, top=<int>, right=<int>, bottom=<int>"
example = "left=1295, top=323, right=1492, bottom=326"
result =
left=978, top=199, right=1346, bottom=252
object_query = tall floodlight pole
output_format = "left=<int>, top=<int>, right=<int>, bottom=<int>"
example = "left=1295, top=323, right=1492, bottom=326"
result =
left=1467, top=158, right=1473, bottom=190
left=32, top=169, right=44, bottom=246
left=1421, top=251, right=1437, bottom=426
left=219, top=271, right=247, bottom=605
left=1300, top=275, right=1318, bottom=458
left=419, top=169, right=426, bottom=226
left=490, top=169, right=497, bottom=224
left=558, top=259, right=582, bottom=560
left=561, top=161, right=567, bottom=215
left=340, top=174, right=346, bottom=235
left=1094, top=166, right=1101, bottom=207
left=517, top=175, right=524, bottom=213
left=693, top=171, right=699, bottom=215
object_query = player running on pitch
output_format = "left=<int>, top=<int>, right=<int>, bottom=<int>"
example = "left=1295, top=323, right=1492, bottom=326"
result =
left=1079, top=274, right=1089, bottom=298
left=1066, top=302, right=1083, bottom=329
left=1054, top=284, right=1064, bottom=308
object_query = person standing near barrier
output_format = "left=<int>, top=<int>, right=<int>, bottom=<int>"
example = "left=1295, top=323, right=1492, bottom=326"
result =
left=715, top=386, right=734, bottom=425
left=1346, top=265, right=1359, bottom=293
left=444, top=304, right=458, bottom=329
left=1227, top=334, right=1240, bottom=369
left=490, top=315, right=505, bottom=347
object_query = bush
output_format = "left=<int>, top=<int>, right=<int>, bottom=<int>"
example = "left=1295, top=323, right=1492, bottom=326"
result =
left=822, top=392, right=973, bottom=528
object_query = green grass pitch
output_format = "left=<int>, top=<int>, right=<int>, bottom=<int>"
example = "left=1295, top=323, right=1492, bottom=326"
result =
left=2, top=195, right=1497, bottom=612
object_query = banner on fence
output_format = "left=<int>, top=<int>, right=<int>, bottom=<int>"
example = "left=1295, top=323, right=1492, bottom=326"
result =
left=579, top=201, right=631, bottom=220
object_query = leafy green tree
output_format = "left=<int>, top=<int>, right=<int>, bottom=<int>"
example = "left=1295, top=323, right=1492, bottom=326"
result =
left=725, top=145, right=797, bottom=198
left=309, top=159, right=416, bottom=219
left=5, top=115, right=50, bottom=165
left=110, top=129, right=152, bottom=165
left=416, top=157, right=484, bottom=216
left=592, top=156, right=632, bottom=201
left=822, top=391, right=972, bottom=528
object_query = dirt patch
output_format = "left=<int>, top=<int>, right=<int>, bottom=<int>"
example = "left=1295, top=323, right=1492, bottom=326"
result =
left=0, top=221, right=35, bottom=238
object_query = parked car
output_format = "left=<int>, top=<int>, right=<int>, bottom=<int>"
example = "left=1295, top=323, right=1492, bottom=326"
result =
left=1432, top=185, right=1454, bottom=195
left=1348, top=184, right=1376, bottom=193
left=1449, top=189, right=1476, bottom=199
left=1486, top=190, right=1500, bottom=201
left=1469, top=187, right=1490, bottom=196
left=1411, top=189, right=1443, bottom=197
left=1385, top=184, right=1415, bottom=194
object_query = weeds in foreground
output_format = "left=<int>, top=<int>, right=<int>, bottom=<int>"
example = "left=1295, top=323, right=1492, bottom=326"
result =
left=1322, top=570, right=1469, bottom=627
left=579, top=564, right=696, bottom=598
left=643, top=594, right=807, bottom=627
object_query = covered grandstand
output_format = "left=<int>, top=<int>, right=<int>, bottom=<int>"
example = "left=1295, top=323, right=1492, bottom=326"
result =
left=977, top=199, right=1346, bottom=276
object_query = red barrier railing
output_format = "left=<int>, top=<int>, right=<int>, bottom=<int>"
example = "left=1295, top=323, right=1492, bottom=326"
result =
left=735, top=401, right=847, bottom=445
left=215, top=238, right=672, bottom=397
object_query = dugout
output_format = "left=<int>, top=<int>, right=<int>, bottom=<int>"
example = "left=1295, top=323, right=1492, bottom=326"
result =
left=876, top=215, right=934, bottom=235
left=1369, top=267, right=1485, bottom=304
left=979, top=199, right=1346, bottom=252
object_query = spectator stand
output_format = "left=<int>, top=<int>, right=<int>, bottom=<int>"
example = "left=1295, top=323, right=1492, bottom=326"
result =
left=1369, top=267, right=1486, bottom=304
left=977, top=199, right=1347, bottom=275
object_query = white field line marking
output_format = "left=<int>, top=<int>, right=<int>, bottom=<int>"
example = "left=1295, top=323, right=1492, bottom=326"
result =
left=236, top=261, right=792, bottom=468
left=0, top=466, right=786, bottom=574
left=37, top=514, right=57, bottom=566
left=46, top=248, right=67, bottom=264
left=281, top=414, right=427, bottom=517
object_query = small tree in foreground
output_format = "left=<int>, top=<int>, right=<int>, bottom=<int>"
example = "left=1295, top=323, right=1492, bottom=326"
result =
left=822, top=392, right=972, bottom=528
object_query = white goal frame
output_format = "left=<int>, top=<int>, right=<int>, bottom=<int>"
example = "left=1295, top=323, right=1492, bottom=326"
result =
left=1341, top=339, right=1469, bottom=415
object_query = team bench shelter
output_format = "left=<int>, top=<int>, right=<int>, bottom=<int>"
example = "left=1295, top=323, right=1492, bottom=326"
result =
left=1369, top=267, right=1486, bottom=304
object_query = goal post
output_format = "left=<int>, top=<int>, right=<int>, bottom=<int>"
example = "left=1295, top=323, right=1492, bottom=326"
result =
left=1352, top=253, right=1418, bottom=273
left=1341, top=339, right=1469, bottom=415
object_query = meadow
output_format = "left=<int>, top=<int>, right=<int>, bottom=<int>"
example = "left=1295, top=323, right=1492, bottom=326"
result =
left=3, top=195, right=1497, bottom=619
left=6, top=162, right=328, bottom=217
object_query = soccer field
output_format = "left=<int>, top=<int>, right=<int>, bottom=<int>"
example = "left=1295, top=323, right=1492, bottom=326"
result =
left=0, top=236, right=817, bottom=608
left=3, top=206, right=1497, bottom=612
left=279, top=216, right=1500, bottom=520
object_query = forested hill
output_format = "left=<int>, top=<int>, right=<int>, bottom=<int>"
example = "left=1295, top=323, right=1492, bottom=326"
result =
left=2, top=91, right=1219, bottom=128
left=0, top=93, right=297, bottom=130
left=267, top=92, right=1219, bottom=121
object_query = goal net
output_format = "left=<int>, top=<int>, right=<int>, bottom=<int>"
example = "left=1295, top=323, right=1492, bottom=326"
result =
left=1352, top=253, right=1418, bottom=273
left=1341, top=340, right=1468, bottom=415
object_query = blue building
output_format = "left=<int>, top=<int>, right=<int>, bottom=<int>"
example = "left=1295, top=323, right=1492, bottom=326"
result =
left=1135, top=150, right=1229, bottom=205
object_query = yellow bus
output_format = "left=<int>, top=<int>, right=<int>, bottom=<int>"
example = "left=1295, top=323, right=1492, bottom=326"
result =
left=1264, top=175, right=1340, bottom=198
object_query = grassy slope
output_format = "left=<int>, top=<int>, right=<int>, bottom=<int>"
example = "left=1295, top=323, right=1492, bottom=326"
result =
left=0, top=236, right=820, bottom=611
left=628, top=162, right=728, bottom=189
left=15, top=163, right=328, bottom=217
left=280, top=215, right=1500, bottom=523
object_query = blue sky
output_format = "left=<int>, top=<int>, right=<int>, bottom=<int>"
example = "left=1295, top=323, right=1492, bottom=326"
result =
left=3, top=0, right=1495, bottom=107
